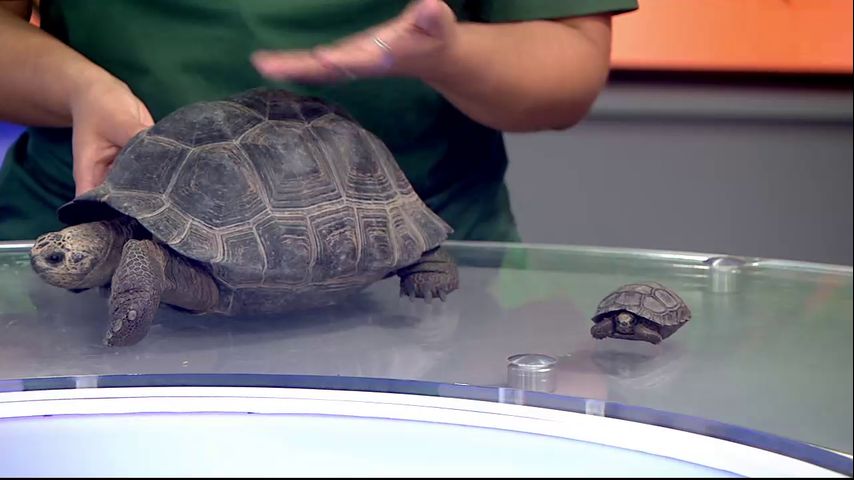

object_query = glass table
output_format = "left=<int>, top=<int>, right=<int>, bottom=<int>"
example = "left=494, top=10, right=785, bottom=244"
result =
left=0, top=240, right=851, bottom=476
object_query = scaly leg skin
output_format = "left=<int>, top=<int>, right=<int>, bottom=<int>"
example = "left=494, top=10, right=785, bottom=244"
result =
left=633, top=323, right=663, bottom=345
left=590, top=319, right=614, bottom=339
left=398, top=247, right=459, bottom=303
left=107, top=239, right=166, bottom=346
left=609, top=323, right=664, bottom=344
left=106, top=239, right=220, bottom=346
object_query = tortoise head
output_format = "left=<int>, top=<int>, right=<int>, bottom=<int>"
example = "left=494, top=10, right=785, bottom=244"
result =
left=30, top=221, right=127, bottom=290
left=608, top=311, right=664, bottom=344
left=591, top=310, right=664, bottom=344
left=614, top=311, right=637, bottom=335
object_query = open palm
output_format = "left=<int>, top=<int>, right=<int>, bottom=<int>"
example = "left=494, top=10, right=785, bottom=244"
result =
left=251, top=0, right=458, bottom=82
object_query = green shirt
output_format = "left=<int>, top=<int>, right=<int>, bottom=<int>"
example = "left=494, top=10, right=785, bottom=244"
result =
left=0, top=0, right=637, bottom=241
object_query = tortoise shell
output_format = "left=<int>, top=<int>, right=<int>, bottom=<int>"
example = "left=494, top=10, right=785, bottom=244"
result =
left=59, top=88, right=452, bottom=314
left=592, top=281, right=691, bottom=339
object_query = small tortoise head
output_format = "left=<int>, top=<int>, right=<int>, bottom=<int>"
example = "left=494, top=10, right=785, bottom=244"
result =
left=614, top=311, right=637, bottom=335
left=30, top=221, right=124, bottom=290
left=591, top=310, right=664, bottom=344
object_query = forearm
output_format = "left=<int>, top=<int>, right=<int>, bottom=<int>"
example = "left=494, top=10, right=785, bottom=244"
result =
left=422, top=17, right=612, bottom=132
left=0, top=6, right=114, bottom=127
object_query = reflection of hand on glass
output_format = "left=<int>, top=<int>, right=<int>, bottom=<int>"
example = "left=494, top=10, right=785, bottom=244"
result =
left=553, top=340, right=688, bottom=400
left=404, top=302, right=462, bottom=346
left=553, top=353, right=610, bottom=401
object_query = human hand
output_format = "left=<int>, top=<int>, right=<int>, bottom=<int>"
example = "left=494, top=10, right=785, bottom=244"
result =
left=69, top=78, right=154, bottom=196
left=251, top=0, right=458, bottom=83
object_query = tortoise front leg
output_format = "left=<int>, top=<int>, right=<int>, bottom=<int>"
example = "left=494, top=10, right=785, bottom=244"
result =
left=591, top=319, right=614, bottom=339
left=107, top=239, right=166, bottom=346
left=106, top=239, right=219, bottom=346
left=397, top=247, right=459, bottom=302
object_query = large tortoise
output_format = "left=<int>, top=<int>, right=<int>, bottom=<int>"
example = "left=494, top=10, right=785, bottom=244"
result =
left=29, top=88, right=459, bottom=347
left=590, top=282, right=691, bottom=344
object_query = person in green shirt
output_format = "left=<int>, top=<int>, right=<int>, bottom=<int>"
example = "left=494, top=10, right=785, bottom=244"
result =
left=0, top=0, right=637, bottom=242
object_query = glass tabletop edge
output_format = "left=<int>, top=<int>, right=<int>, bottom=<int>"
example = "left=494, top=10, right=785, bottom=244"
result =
left=0, top=372, right=851, bottom=476
left=3, top=239, right=852, bottom=274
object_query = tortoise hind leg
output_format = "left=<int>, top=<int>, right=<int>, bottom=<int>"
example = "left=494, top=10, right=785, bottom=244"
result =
left=107, top=239, right=219, bottom=346
left=397, top=247, right=459, bottom=302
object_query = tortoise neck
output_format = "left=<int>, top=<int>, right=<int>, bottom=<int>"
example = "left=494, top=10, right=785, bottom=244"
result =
left=79, top=219, right=137, bottom=288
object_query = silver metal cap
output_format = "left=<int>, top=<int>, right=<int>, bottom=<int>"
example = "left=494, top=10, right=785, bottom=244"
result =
left=705, top=256, right=747, bottom=293
left=507, top=353, right=558, bottom=393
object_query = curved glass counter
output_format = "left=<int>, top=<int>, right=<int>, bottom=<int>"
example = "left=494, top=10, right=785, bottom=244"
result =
left=0, top=240, right=851, bottom=476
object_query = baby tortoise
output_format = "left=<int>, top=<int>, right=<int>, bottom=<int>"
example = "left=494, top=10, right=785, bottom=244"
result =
left=591, top=281, right=691, bottom=344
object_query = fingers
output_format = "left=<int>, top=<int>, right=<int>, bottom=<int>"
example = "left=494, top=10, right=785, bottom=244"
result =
left=408, top=0, right=451, bottom=37
left=72, top=140, right=120, bottom=196
left=68, top=79, right=154, bottom=196
left=252, top=33, right=395, bottom=83
left=251, top=1, right=413, bottom=82
left=250, top=0, right=456, bottom=83
left=136, top=102, right=155, bottom=129
left=314, top=34, right=396, bottom=77
left=251, top=49, right=340, bottom=82
left=72, top=110, right=151, bottom=196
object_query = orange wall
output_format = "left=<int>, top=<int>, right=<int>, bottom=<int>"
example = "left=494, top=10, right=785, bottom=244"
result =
left=612, top=0, right=853, bottom=74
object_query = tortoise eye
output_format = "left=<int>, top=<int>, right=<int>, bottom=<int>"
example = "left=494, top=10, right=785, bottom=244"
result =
left=46, top=251, right=65, bottom=265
